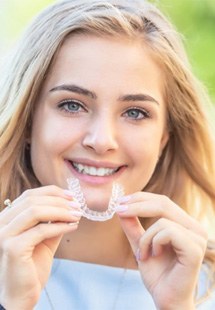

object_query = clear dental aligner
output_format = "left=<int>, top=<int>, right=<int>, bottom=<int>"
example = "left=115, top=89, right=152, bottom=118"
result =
left=67, top=177, right=124, bottom=221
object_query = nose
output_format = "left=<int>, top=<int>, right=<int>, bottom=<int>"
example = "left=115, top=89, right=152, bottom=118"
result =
left=82, top=115, right=118, bottom=154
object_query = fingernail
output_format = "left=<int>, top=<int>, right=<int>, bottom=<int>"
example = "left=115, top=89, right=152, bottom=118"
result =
left=63, top=190, right=74, bottom=197
left=68, top=201, right=81, bottom=209
left=115, top=205, right=128, bottom=213
left=117, top=195, right=131, bottom=204
left=69, top=210, right=83, bottom=217
left=135, top=248, right=141, bottom=261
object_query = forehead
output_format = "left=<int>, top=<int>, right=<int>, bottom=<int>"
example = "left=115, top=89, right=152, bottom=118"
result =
left=42, top=34, right=164, bottom=102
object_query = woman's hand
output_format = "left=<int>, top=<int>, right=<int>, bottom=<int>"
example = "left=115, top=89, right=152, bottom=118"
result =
left=116, top=192, right=208, bottom=310
left=0, top=186, right=82, bottom=310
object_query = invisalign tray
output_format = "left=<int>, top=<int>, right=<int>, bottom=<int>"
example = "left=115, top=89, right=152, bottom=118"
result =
left=67, top=178, right=124, bottom=221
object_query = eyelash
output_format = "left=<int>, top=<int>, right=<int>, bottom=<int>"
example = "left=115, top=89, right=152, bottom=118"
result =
left=58, top=99, right=86, bottom=114
left=57, top=100, right=151, bottom=120
left=123, top=107, right=150, bottom=121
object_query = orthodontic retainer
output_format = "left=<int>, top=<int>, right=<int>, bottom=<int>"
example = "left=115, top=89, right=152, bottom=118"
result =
left=67, top=178, right=124, bottom=221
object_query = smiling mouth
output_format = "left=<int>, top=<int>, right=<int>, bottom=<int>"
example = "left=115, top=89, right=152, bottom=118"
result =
left=70, top=161, right=121, bottom=177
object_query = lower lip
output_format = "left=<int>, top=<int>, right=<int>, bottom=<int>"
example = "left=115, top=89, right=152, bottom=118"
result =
left=65, top=160, right=126, bottom=185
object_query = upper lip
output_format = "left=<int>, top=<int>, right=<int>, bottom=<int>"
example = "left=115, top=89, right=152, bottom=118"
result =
left=66, top=158, right=125, bottom=169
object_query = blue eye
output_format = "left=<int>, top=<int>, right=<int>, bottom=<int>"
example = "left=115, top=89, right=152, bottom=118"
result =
left=125, top=108, right=150, bottom=120
left=58, top=100, right=85, bottom=113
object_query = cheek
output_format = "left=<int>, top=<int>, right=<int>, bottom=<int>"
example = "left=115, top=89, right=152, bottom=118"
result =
left=124, top=144, right=159, bottom=193
left=31, top=110, right=81, bottom=152
left=123, top=127, right=164, bottom=186
left=123, top=126, right=163, bottom=159
left=31, top=126, right=77, bottom=161
left=132, top=143, right=159, bottom=171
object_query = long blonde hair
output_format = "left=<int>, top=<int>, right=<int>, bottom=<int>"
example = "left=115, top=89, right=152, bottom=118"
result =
left=0, top=0, right=214, bottom=296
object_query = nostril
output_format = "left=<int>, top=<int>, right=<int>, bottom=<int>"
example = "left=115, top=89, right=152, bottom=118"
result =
left=82, top=132, right=118, bottom=153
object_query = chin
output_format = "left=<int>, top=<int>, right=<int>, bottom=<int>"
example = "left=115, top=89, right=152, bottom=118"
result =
left=86, top=195, right=111, bottom=212
left=82, top=188, right=112, bottom=212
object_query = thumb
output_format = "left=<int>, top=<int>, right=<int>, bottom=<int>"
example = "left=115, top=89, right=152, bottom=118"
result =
left=118, top=215, right=145, bottom=255
left=43, top=234, right=64, bottom=256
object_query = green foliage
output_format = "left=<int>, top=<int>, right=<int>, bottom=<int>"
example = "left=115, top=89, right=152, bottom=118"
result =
left=1, top=0, right=215, bottom=102
left=2, top=0, right=53, bottom=37
left=159, top=0, right=215, bottom=103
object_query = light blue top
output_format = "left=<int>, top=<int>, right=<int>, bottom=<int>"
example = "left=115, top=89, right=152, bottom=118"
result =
left=35, top=259, right=215, bottom=309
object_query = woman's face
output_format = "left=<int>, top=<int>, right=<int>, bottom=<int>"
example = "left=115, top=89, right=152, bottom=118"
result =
left=31, top=35, right=168, bottom=210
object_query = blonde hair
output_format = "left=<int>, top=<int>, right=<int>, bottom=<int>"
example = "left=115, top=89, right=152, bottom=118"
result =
left=0, top=0, right=214, bottom=300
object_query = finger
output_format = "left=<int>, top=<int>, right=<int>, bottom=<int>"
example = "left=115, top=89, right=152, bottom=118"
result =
left=15, top=185, right=74, bottom=201
left=0, top=195, right=81, bottom=226
left=118, top=215, right=145, bottom=257
left=10, top=185, right=76, bottom=212
left=1, top=206, right=82, bottom=237
left=138, top=218, right=206, bottom=264
left=116, top=193, right=207, bottom=238
left=2, top=222, right=79, bottom=259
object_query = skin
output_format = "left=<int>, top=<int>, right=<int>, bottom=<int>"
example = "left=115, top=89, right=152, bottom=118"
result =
left=30, top=34, right=168, bottom=209
left=0, top=35, right=207, bottom=310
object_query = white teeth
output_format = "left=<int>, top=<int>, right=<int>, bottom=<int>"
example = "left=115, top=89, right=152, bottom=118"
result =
left=78, top=164, right=84, bottom=171
left=97, top=168, right=105, bottom=176
left=89, top=167, right=97, bottom=176
left=73, top=162, right=118, bottom=176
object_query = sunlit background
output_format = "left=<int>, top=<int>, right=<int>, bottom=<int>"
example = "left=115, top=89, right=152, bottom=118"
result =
left=0, top=0, right=215, bottom=104
left=0, top=1, right=214, bottom=235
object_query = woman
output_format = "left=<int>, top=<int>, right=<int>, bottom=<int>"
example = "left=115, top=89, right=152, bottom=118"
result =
left=0, top=0, right=214, bottom=309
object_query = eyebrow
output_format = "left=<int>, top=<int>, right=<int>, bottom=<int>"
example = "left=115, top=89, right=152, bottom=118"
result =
left=119, top=94, right=159, bottom=105
left=50, top=84, right=97, bottom=100
left=49, top=84, right=159, bottom=105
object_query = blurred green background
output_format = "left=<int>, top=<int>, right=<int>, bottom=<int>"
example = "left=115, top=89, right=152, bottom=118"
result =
left=0, top=0, right=215, bottom=103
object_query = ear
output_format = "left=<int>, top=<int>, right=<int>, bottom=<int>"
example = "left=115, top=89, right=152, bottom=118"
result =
left=159, top=128, right=169, bottom=157
left=25, top=126, right=32, bottom=144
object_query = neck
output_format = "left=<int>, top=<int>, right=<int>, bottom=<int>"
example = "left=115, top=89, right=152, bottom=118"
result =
left=55, top=215, right=137, bottom=269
